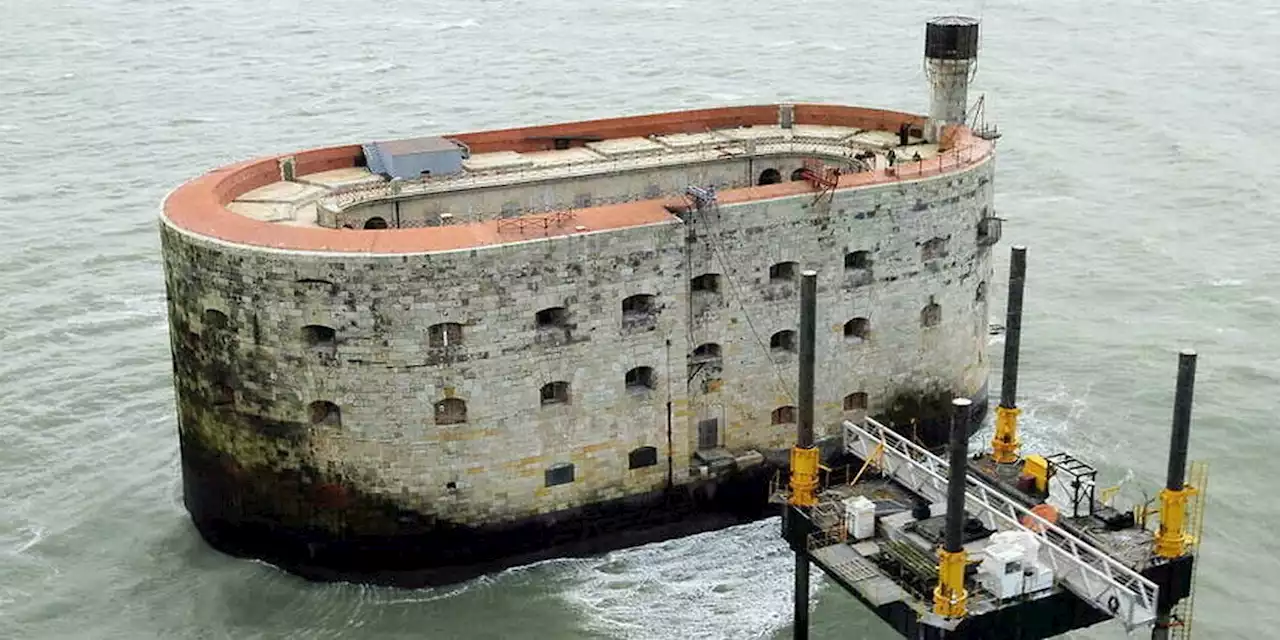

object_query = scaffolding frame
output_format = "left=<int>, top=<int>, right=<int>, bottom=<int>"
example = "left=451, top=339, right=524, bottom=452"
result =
left=1045, top=452, right=1099, bottom=518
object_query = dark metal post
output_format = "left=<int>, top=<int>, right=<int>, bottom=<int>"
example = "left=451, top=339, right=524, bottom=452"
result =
left=792, top=270, right=818, bottom=640
left=946, top=398, right=972, bottom=553
left=798, top=271, right=817, bottom=449
left=1000, top=246, right=1027, bottom=409
left=793, top=554, right=809, bottom=640
left=992, top=246, right=1027, bottom=464
left=1167, top=349, right=1197, bottom=491
left=1153, top=348, right=1199, bottom=617
left=665, top=339, right=674, bottom=490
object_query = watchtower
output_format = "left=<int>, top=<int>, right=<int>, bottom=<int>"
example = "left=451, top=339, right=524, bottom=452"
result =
left=924, top=16, right=980, bottom=142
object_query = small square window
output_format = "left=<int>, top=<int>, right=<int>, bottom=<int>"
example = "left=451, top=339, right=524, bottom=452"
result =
left=428, top=322, right=463, bottom=348
left=691, top=274, right=721, bottom=294
left=545, top=463, right=575, bottom=487
left=845, top=251, right=871, bottom=270
left=629, top=446, right=658, bottom=469
left=769, top=262, right=799, bottom=283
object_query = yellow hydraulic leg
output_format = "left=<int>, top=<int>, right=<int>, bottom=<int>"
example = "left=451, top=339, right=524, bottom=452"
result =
left=789, top=446, right=819, bottom=508
left=1155, top=485, right=1195, bottom=558
left=991, top=405, right=1021, bottom=464
left=933, top=549, right=968, bottom=618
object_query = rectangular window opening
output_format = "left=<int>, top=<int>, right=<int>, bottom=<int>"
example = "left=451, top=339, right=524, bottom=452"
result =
left=545, top=463, right=575, bottom=487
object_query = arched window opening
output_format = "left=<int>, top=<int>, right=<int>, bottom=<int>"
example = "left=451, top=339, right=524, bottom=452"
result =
left=845, top=250, right=871, bottom=270
left=621, top=294, right=656, bottom=327
left=771, top=406, right=797, bottom=425
left=302, top=324, right=336, bottom=348
left=770, top=330, right=796, bottom=353
left=429, top=322, right=463, bottom=348
left=691, top=273, right=721, bottom=294
left=976, top=282, right=987, bottom=304
left=625, top=366, right=655, bottom=393
left=540, top=381, right=571, bottom=406
left=757, top=168, right=782, bottom=185
left=363, top=216, right=389, bottom=230
left=769, top=261, right=799, bottom=283
left=309, top=401, right=341, bottom=427
left=536, top=306, right=568, bottom=329
left=204, top=308, right=229, bottom=330
left=434, top=398, right=467, bottom=425
left=629, top=446, right=659, bottom=469
left=790, top=168, right=808, bottom=181
left=921, top=298, right=942, bottom=328
left=691, top=343, right=722, bottom=363
left=843, top=392, right=869, bottom=411
left=844, top=317, right=871, bottom=341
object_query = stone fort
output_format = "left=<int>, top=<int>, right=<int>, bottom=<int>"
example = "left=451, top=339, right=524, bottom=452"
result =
left=163, top=55, right=999, bottom=585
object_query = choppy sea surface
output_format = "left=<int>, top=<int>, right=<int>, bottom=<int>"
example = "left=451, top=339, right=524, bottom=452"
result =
left=2, top=0, right=1278, bottom=638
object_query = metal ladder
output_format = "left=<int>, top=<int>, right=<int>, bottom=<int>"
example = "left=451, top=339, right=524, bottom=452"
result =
left=844, top=417, right=1161, bottom=630
left=1170, top=460, right=1210, bottom=639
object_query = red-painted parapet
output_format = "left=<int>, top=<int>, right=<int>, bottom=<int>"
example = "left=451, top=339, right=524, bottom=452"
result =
left=162, top=104, right=993, bottom=254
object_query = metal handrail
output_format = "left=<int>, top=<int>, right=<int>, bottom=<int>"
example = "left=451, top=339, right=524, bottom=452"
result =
left=318, top=137, right=993, bottom=217
left=844, top=417, right=1160, bottom=630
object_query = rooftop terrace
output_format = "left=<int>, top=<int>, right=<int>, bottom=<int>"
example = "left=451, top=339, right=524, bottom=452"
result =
left=162, top=104, right=994, bottom=255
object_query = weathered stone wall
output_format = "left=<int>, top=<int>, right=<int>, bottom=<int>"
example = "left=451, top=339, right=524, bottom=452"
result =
left=164, top=219, right=690, bottom=530
left=162, top=153, right=993, bottom=533
left=685, top=157, right=995, bottom=454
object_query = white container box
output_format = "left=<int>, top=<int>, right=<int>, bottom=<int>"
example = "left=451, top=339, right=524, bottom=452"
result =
left=844, top=496, right=876, bottom=540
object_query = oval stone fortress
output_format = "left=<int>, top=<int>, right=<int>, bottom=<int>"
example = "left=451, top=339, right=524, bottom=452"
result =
left=162, top=27, right=999, bottom=585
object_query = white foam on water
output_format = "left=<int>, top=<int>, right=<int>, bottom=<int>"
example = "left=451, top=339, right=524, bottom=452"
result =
left=430, top=18, right=479, bottom=32
left=11, top=525, right=44, bottom=556
left=1016, top=386, right=1093, bottom=457
left=560, top=519, right=821, bottom=640
left=360, top=575, right=493, bottom=607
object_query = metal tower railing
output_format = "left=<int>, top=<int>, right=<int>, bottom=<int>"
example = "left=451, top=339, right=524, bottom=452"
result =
left=1170, top=460, right=1210, bottom=639
left=844, top=417, right=1160, bottom=630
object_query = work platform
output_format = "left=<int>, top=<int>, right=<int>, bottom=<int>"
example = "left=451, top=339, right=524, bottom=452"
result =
left=779, top=414, right=1202, bottom=638
left=774, top=246, right=1206, bottom=639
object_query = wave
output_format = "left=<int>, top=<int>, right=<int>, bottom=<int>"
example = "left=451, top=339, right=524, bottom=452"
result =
left=560, top=519, right=818, bottom=640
